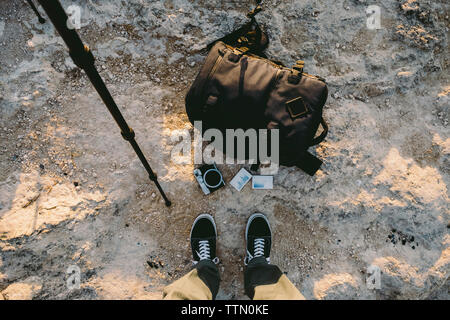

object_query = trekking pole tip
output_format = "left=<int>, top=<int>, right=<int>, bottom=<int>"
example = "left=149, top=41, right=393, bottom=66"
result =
left=165, top=200, right=172, bottom=207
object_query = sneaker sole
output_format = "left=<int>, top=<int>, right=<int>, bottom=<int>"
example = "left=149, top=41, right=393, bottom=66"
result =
left=190, top=213, right=217, bottom=239
left=245, top=213, right=272, bottom=244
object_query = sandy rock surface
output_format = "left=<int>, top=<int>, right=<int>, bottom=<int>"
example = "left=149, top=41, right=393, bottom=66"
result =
left=0, top=0, right=448, bottom=299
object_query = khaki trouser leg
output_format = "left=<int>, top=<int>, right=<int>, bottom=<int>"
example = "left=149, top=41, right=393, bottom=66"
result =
left=163, top=260, right=220, bottom=300
left=244, top=257, right=305, bottom=300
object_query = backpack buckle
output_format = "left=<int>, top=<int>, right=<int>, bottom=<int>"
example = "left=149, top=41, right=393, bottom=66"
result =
left=229, top=47, right=250, bottom=62
left=202, top=94, right=219, bottom=112
left=292, top=60, right=304, bottom=73
left=247, top=5, right=262, bottom=18
left=288, top=69, right=301, bottom=84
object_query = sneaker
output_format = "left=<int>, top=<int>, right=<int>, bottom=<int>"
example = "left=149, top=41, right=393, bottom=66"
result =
left=190, top=214, right=219, bottom=265
left=245, top=213, right=272, bottom=265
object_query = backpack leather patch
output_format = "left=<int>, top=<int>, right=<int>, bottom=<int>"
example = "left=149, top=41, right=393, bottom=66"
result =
left=286, top=97, right=309, bottom=119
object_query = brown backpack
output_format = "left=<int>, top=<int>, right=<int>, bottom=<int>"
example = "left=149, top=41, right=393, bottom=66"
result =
left=185, top=11, right=328, bottom=176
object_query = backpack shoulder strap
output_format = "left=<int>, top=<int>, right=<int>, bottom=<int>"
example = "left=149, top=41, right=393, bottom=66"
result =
left=294, top=118, right=328, bottom=175
left=295, top=151, right=323, bottom=176
left=310, top=118, right=328, bottom=146
left=205, top=1, right=268, bottom=56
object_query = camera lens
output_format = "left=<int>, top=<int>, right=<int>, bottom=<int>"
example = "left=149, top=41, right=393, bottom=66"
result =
left=203, top=169, right=222, bottom=188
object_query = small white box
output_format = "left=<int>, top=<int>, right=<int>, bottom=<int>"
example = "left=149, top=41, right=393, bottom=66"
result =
left=230, top=168, right=252, bottom=191
left=252, top=176, right=273, bottom=190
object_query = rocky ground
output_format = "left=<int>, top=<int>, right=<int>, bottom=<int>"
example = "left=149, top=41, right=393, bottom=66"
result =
left=0, top=0, right=448, bottom=300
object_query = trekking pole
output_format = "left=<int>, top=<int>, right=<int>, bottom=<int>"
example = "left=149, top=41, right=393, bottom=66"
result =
left=26, top=0, right=46, bottom=23
left=36, top=0, right=172, bottom=207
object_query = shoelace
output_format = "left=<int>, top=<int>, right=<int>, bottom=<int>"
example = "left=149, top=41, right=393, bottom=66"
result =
left=253, top=238, right=265, bottom=257
left=193, top=240, right=219, bottom=265
left=245, top=238, right=270, bottom=265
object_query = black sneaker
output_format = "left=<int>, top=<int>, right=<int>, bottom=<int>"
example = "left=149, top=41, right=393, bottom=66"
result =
left=245, top=213, right=272, bottom=265
left=190, top=214, right=219, bottom=264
